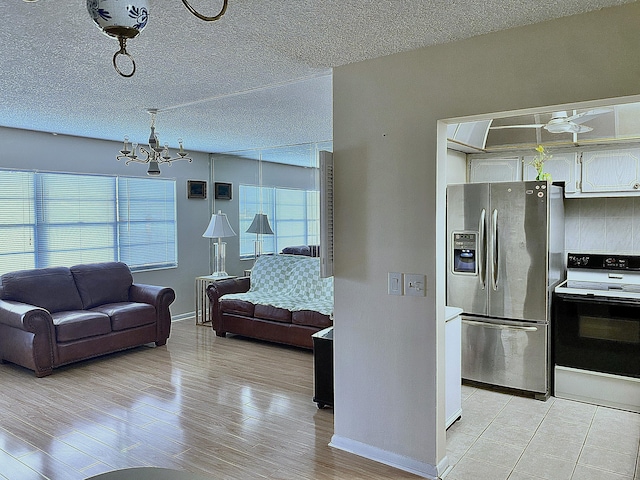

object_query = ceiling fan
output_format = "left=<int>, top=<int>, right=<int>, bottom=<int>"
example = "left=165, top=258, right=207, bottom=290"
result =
left=490, top=108, right=611, bottom=134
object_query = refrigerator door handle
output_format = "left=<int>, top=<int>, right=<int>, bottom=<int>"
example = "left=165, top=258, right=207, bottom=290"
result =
left=478, top=208, right=486, bottom=289
left=463, top=319, right=538, bottom=332
left=491, top=209, right=499, bottom=290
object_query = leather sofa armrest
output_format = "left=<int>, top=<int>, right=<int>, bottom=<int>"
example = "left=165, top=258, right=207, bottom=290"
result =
left=0, top=299, right=56, bottom=376
left=206, top=277, right=251, bottom=301
left=0, top=299, right=53, bottom=331
left=129, top=284, right=176, bottom=309
left=206, top=278, right=251, bottom=335
left=129, top=284, right=176, bottom=344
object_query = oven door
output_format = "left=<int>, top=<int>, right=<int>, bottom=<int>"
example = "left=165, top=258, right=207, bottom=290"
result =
left=554, top=293, right=640, bottom=378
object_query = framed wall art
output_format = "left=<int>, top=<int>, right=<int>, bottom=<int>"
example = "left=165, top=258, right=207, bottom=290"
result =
left=187, top=180, right=207, bottom=199
left=214, top=182, right=232, bottom=200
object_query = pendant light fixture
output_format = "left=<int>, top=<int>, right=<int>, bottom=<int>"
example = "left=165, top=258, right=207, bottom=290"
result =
left=87, top=0, right=228, bottom=77
left=117, top=109, right=192, bottom=176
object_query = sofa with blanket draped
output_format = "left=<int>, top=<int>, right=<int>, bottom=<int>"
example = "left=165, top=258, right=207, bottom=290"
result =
left=206, top=254, right=333, bottom=349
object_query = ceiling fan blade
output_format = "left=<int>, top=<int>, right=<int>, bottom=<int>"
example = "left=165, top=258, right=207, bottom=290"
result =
left=544, top=122, right=593, bottom=134
left=567, top=107, right=612, bottom=124
left=574, top=124, right=594, bottom=133
left=489, top=124, right=545, bottom=130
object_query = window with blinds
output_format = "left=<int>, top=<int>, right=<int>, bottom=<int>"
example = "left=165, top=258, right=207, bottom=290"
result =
left=118, top=177, right=177, bottom=270
left=239, top=184, right=319, bottom=258
left=0, top=171, right=35, bottom=273
left=0, top=170, right=176, bottom=275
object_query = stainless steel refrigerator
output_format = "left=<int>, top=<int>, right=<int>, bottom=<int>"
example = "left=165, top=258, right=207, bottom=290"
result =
left=446, top=181, right=564, bottom=399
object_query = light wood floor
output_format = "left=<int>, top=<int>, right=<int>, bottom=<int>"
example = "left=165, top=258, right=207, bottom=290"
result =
left=0, top=319, right=423, bottom=480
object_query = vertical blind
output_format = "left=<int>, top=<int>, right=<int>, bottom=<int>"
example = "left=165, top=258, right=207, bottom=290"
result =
left=239, top=184, right=319, bottom=257
left=0, top=170, right=176, bottom=276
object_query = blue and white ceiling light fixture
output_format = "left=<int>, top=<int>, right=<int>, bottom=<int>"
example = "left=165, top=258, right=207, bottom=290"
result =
left=87, top=0, right=228, bottom=77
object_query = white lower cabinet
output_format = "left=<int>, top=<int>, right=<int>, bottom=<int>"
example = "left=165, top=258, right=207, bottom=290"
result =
left=445, top=306, right=462, bottom=429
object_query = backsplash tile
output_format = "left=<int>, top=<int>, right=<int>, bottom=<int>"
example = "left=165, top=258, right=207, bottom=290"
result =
left=565, top=197, right=638, bottom=256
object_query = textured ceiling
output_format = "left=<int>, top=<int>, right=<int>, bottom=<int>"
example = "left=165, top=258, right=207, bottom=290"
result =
left=0, top=0, right=634, bottom=157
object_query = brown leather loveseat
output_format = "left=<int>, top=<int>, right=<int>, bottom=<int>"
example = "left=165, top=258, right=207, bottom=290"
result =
left=207, top=254, right=333, bottom=349
left=0, top=262, right=175, bottom=377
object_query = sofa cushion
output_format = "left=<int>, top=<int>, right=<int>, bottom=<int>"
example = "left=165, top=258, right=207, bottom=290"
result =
left=52, top=310, right=112, bottom=342
left=281, top=245, right=311, bottom=256
left=1, top=267, right=84, bottom=313
left=91, top=302, right=156, bottom=331
left=220, top=298, right=255, bottom=316
left=71, top=262, right=133, bottom=309
left=254, top=304, right=291, bottom=323
left=291, top=310, right=332, bottom=328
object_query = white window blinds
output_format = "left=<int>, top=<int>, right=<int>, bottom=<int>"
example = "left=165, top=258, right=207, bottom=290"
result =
left=0, top=170, right=177, bottom=275
left=36, top=173, right=117, bottom=267
left=118, top=177, right=177, bottom=269
left=239, top=184, right=319, bottom=258
left=0, top=171, right=35, bottom=273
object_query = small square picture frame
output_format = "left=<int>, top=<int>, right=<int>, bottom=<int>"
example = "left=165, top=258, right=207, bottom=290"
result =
left=214, top=182, right=232, bottom=200
left=187, top=180, right=207, bottom=199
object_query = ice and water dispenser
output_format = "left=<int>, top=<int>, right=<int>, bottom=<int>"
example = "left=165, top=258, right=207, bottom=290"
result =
left=452, top=232, right=477, bottom=274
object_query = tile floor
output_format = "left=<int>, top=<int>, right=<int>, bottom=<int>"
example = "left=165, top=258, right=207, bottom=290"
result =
left=445, top=385, right=640, bottom=480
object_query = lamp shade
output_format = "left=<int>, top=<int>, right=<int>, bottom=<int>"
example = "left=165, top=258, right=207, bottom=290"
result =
left=246, top=213, right=274, bottom=235
left=203, top=211, right=236, bottom=238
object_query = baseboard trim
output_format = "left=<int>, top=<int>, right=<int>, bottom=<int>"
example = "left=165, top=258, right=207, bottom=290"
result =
left=329, top=434, right=443, bottom=479
left=171, top=312, right=194, bottom=322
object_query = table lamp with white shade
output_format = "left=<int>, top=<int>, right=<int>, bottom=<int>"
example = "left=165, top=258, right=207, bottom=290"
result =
left=202, top=210, right=236, bottom=277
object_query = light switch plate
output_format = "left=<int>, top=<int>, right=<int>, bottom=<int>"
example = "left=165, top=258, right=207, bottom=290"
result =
left=404, top=273, right=426, bottom=297
left=388, top=272, right=403, bottom=295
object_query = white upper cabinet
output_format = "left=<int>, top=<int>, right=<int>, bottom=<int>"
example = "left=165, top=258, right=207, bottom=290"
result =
left=469, top=157, right=521, bottom=183
left=523, top=152, right=580, bottom=193
left=581, top=148, right=640, bottom=193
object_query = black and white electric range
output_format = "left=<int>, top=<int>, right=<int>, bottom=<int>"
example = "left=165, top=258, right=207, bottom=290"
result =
left=553, top=253, right=640, bottom=412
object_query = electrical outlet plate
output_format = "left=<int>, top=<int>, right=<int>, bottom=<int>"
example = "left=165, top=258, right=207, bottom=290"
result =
left=388, top=272, right=403, bottom=295
left=404, top=273, right=426, bottom=297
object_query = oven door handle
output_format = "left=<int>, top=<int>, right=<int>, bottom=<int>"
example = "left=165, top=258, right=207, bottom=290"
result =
left=463, top=319, right=538, bottom=332
left=554, top=292, right=640, bottom=306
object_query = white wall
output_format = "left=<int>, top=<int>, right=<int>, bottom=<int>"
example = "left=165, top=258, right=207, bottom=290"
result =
left=0, top=127, right=212, bottom=317
left=331, top=3, right=640, bottom=478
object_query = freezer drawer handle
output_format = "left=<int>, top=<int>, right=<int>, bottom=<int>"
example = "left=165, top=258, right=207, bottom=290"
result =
left=463, top=319, right=538, bottom=332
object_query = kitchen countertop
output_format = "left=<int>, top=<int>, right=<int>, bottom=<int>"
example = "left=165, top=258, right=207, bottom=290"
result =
left=445, top=306, right=463, bottom=322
